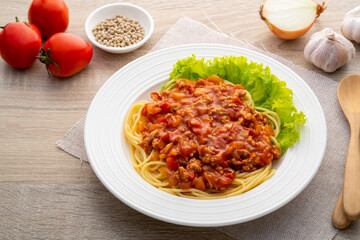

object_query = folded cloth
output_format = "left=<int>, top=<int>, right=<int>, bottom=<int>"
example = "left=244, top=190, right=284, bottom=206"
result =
left=57, top=17, right=347, bottom=240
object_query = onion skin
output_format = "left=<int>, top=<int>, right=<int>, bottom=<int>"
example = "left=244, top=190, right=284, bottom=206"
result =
left=260, top=1, right=327, bottom=40
left=261, top=15, right=315, bottom=40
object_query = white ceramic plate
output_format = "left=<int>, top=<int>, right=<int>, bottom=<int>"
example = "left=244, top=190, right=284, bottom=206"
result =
left=84, top=44, right=327, bottom=227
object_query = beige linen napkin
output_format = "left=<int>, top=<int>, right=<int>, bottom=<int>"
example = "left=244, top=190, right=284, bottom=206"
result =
left=57, top=17, right=347, bottom=239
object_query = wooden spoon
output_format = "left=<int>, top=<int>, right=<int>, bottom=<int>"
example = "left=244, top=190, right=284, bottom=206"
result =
left=332, top=191, right=351, bottom=229
left=337, top=74, right=360, bottom=220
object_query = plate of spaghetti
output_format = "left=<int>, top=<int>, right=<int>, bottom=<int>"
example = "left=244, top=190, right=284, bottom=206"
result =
left=84, top=44, right=326, bottom=226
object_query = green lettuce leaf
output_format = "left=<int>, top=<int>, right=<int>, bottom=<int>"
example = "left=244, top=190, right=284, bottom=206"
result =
left=165, top=55, right=306, bottom=154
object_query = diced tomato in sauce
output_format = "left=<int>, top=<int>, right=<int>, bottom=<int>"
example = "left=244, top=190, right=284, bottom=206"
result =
left=167, top=115, right=182, bottom=128
left=138, top=76, right=280, bottom=191
left=166, top=156, right=179, bottom=171
left=168, top=129, right=182, bottom=143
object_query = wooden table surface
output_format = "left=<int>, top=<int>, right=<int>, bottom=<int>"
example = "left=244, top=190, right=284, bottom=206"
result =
left=1, top=0, right=359, bottom=239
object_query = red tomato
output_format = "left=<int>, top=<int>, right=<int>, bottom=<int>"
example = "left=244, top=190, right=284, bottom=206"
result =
left=28, top=0, right=69, bottom=39
left=0, top=18, right=42, bottom=68
left=166, top=157, right=179, bottom=171
left=0, top=31, right=2, bottom=55
left=39, top=33, right=93, bottom=77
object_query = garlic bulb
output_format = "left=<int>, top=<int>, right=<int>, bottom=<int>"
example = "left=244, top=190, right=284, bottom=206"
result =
left=341, top=6, right=360, bottom=44
left=260, top=0, right=326, bottom=40
left=304, top=28, right=355, bottom=73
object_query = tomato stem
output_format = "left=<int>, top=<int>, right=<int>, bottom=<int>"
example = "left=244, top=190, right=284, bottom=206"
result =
left=14, top=16, right=33, bottom=30
left=36, top=49, right=60, bottom=76
left=25, top=22, right=34, bottom=30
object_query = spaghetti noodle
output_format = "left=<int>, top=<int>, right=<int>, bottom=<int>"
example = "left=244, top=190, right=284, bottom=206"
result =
left=124, top=75, right=281, bottom=199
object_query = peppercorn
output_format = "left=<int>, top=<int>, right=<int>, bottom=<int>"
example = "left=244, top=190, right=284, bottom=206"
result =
left=92, top=15, right=145, bottom=48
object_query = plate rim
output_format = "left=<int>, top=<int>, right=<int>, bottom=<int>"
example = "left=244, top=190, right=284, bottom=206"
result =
left=84, top=43, right=327, bottom=227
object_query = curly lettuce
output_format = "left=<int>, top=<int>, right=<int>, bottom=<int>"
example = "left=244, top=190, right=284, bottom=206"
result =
left=165, top=55, right=306, bottom=154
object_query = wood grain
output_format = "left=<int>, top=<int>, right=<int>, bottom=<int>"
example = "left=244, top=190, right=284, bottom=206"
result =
left=0, top=183, right=230, bottom=240
left=0, top=0, right=359, bottom=239
left=337, top=75, right=360, bottom=220
left=332, top=191, right=351, bottom=229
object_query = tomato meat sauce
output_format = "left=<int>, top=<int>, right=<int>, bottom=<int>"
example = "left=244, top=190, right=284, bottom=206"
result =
left=138, top=75, right=280, bottom=191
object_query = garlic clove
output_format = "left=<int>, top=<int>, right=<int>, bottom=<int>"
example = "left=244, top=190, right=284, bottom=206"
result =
left=304, top=28, right=356, bottom=73
left=341, top=6, right=360, bottom=44
left=260, top=0, right=326, bottom=40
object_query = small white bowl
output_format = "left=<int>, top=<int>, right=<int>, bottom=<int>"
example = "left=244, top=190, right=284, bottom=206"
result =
left=85, top=3, right=154, bottom=54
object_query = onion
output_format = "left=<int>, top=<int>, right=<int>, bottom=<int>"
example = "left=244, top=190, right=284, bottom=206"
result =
left=260, top=0, right=327, bottom=40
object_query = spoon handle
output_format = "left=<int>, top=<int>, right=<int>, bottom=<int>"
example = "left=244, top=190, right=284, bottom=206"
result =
left=343, top=122, right=360, bottom=220
left=332, top=191, right=351, bottom=229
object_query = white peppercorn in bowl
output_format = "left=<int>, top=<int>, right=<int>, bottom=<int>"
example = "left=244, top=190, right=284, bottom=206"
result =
left=85, top=3, right=154, bottom=53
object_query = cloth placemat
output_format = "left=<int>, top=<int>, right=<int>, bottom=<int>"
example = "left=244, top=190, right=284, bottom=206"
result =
left=57, top=17, right=348, bottom=239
